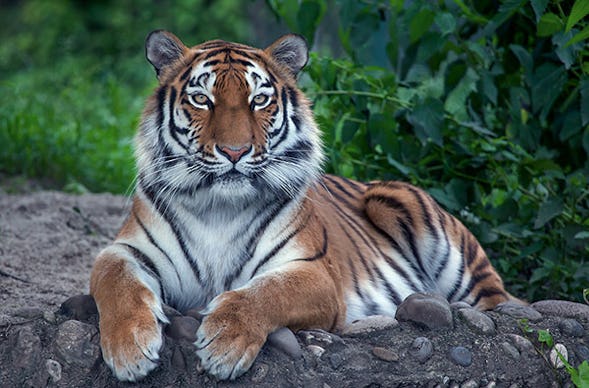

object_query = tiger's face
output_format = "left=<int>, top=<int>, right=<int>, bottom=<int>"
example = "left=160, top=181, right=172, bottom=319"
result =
left=136, top=31, right=323, bottom=205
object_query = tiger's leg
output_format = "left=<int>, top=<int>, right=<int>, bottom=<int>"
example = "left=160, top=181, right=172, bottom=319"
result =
left=363, top=181, right=512, bottom=310
left=195, top=261, right=344, bottom=380
left=90, top=247, right=167, bottom=381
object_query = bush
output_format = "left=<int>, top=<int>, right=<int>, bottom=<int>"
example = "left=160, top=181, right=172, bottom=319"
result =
left=267, top=0, right=589, bottom=302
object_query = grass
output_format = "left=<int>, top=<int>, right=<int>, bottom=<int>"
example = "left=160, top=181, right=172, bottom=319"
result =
left=0, top=56, right=152, bottom=194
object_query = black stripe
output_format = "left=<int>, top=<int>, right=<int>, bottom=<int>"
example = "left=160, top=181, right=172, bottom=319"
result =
left=116, top=242, right=165, bottom=301
left=139, top=183, right=203, bottom=284
left=325, top=189, right=419, bottom=292
left=133, top=211, right=183, bottom=300
left=338, top=176, right=366, bottom=194
left=293, top=226, right=328, bottom=262
left=471, top=287, right=507, bottom=306
left=270, top=87, right=290, bottom=149
left=447, top=233, right=466, bottom=301
left=180, top=67, right=193, bottom=81
left=251, top=213, right=311, bottom=277
left=364, top=194, right=426, bottom=280
left=287, top=86, right=299, bottom=108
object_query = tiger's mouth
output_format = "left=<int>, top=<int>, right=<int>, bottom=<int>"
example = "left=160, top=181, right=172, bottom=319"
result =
left=217, top=168, right=251, bottom=182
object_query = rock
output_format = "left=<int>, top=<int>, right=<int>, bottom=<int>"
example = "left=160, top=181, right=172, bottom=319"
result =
left=13, top=307, right=43, bottom=319
left=171, top=347, right=186, bottom=370
left=449, top=346, right=472, bottom=367
left=184, top=308, right=204, bottom=321
left=501, top=341, right=520, bottom=360
left=329, top=353, right=344, bottom=369
left=506, top=334, right=535, bottom=355
left=531, top=300, right=589, bottom=321
left=165, top=315, right=199, bottom=341
left=267, top=327, right=302, bottom=358
left=343, top=315, right=399, bottom=335
left=457, top=308, right=496, bottom=335
left=411, top=336, right=433, bottom=363
left=494, top=302, right=543, bottom=321
left=43, top=310, right=57, bottom=323
left=307, top=344, right=325, bottom=357
left=59, top=294, right=97, bottom=321
left=162, top=304, right=183, bottom=318
left=45, top=359, right=62, bottom=383
left=461, top=379, right=478, bottom=388
left=558, top=318, right=585, bottom=337
left=395, top=293, right=453, bottom=329
left=54, top=320, right=100, bottom=368
left=250, top=363, right=269, bottom=383
left=371, top=346, right=399, bottom=362
left=576, top=345, right=589, bottom=362
left=549, top=343, right=568, bottom=369
left=10, top=326, right=42, bottom=374
left=298, top=329, right=341, bottom=346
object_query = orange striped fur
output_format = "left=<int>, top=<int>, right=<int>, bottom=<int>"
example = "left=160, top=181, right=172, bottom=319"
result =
left=90, top=31, right=515, bottom=381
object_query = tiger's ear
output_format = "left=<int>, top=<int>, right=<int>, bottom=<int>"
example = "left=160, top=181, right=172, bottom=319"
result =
left=145, top=30, right=188, bottom=78
left=265, top=34, right=309, bottom=77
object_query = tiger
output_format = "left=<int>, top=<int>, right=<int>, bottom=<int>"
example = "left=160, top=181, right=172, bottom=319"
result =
left=89, top=30, right=516, bottom=382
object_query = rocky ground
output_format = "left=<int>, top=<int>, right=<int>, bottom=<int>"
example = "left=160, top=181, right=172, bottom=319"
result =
left=1, top=189, right=588, bottom=387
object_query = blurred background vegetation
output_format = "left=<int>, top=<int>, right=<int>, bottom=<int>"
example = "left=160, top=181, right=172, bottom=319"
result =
left=0, top=0, right=587, bottom=302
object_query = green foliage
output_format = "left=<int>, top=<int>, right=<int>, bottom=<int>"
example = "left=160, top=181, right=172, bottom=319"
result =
left=0, top=0, right=250, bottom=193
left=537, top=328, right=589, bottom=388
left=268, top=0, right=589, bottom=302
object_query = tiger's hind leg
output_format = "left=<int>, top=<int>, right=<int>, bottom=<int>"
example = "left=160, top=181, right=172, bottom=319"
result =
left=363, top=181, right=514, bottom=310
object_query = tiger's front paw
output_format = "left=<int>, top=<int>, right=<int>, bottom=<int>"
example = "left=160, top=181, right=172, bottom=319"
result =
left=195, top=292, right=267, bottom=380
left=99, top=311, right=163, bottom=382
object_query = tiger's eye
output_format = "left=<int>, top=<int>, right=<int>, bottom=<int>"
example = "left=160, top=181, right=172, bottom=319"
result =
left=192, top=94, right=209, bottom=105
left=253, top=94, right=268, bottom=105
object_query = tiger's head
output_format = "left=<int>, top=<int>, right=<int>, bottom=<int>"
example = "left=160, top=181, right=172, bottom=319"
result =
left=136, top=31, right=323, bottom=207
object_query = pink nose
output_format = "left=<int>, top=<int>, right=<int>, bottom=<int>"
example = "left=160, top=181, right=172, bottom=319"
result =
left=216, top=144, right=251, bottom=163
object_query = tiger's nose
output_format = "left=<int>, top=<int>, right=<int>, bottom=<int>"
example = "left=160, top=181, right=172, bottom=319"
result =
left=215, top=144, right=252, bottom=163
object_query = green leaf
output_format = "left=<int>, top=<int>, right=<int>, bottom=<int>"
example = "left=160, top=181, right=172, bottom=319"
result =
left=534, top=198, right=564, bottom=228
left=537, top=13, right=564, bottom=37
left=444, top=67, right=479, bottom=121
left=510, top=45, right=533, bottom=80
left=434, top=12, right=456, bottom=36
left=537, top=329, right=554, bottom=347
left=574, top=231, right=589, bottom=240
left=581, top=79, right=589, bottom=126
left=566, top=24, right=589, bottom=47
left=566, top=0, right=589, bottom=32
left=297, top=0, right=325, bottom=46
left=409, top=8, right=435, bottom=43
left=408, top=98, right=444, bottom=146
left=530, top=0, right=549, bottom=22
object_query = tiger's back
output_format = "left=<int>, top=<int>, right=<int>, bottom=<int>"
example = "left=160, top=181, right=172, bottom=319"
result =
left=90, top=30, right=515, bottom=382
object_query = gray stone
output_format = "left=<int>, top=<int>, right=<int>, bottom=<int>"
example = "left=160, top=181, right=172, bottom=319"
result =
left=267, top=327, right=302, bottom=358
left=59, top=294, right=97, bottom=321
left=165, top=315, right=199, bottom=341
left=54, top=320, right=100, bottom=368
left=342, top=315, right=399, bottom=335
left=250, top=362, right=269, bottom=383
left=307, top=344, right=325, bottom=357
left=457, top=308, right=496, bottom=335
left=507, top=334, right=535, bottom=355
left=532, top=300, right=589, bottom=321
left=371, top=346, right=399, bottom=362
left=45, top=359, right=62, bottom=383
left=13, top=307, right=43, bottom=319
left=500, top=341, right=520, bottom=360
left=171, top=347, right=186, bottom=370
left=10, top=326, right=42, bottom=374
left=329, top=353, right=344, bottom=369
left=395, top=293, right=453, bottom=329
left=549, top=343, right=568, bottom=369
left=411, top=336, right=433, bottom=363
left=461, top=379, right=478, bottom=388
left=576, top=345, right=589, bottom=361
left=299, top=329, right=342, bottom=345
left=494, top=302, right=543, bottom=321
left=558, top=318, right=585, bottom=337
left=449, top=346, right=472, bottom=367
